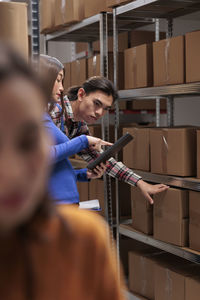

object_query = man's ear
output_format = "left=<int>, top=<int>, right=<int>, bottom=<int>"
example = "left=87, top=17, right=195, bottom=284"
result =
left=77, top=88, right=86, bottom=102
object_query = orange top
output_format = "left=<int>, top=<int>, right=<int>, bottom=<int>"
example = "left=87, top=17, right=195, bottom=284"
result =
left=0, top=206, right=126, bottom=300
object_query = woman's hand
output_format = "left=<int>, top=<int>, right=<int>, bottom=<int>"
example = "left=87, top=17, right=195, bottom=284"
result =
left=87, top=136, right=112, bottom=152
left=87, top=163, right=107, bottom=179
left=136, top=179, right=169, bottom=204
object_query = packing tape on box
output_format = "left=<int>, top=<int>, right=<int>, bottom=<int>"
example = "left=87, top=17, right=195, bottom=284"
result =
left=92, top=55, right=97, bottom=76
left=164, top=39, right=170, bottom=84
left=161, top=130, right=169, bottom=174
left=61, top=0, right=66, bottom=24
left=165, top=268, right=172, bottom=300
left=140, top=256, right=147, bottom=296
left=133, top=47, right=137, bottom=88
left=76, top=60, right=81, bottom=85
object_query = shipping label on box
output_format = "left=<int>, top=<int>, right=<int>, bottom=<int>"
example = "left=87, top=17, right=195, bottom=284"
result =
left=150, top=127, right=196, bottom=176
left=189, top=191, right=200, bottom=252
left=153, top=35, right=185, bottom=86
left=122, top=127, right=150, bottom=171
left=124, top=44, right=153, bottom=89
left=186, top=30, right=200, bottom=83
left=131, top=187, right=153, bottom=235
left=154, top=188, right=189, bottom=246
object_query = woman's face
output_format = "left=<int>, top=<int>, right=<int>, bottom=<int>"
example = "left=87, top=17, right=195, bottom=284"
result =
left=0, top=77, right=50, bottom=231
left=77, top=88, right=113, bottom=124
left=52, top=69, right=64, bottom=102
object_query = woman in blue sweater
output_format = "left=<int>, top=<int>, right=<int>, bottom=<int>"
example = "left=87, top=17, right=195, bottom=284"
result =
left=41, top=56, right=110, bottom=204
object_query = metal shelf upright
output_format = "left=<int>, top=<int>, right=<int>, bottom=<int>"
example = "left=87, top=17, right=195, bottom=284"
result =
left=112, top=0, right=200, bottom=272
left=30, top=0, right=40, bottom=63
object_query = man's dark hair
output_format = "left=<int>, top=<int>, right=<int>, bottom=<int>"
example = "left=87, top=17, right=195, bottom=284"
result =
left=67, top=76, right=118, bottom=103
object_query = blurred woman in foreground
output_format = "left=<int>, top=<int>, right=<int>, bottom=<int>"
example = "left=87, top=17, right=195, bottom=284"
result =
left=0, top=43, right=126, bottom=300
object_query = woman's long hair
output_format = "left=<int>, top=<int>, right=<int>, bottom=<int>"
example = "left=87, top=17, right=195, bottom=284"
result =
left=39, top=55, right=67, bottom=117
left=0, top=43, right=58, bottom=300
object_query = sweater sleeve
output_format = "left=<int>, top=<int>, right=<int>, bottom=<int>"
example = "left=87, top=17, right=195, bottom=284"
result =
left=74, top=168, right=89, bottom=182
left=43, top=113, right=89, bottom=163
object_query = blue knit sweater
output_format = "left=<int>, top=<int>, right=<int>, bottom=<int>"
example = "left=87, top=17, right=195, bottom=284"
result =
left=43, top=113, right=89, bottom=204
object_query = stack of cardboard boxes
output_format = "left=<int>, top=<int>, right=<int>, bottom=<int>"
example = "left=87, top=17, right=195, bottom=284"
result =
left=129, top=248, right=200, bottom=300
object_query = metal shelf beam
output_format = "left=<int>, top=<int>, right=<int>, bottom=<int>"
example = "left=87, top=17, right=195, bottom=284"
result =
left=133, top=170, right=200, bottom=191
left=120, top=224, right=200, bottom=264
left=118, top=82, right=200, bottom=100
left=116, top=0, right=200, bottom=19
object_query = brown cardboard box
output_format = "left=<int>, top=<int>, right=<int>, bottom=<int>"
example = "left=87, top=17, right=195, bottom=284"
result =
left=40, top=0, right=55, bottom=33
left=153, top=36, right=185, bottom=86
left=150, top=127, right=196, bottom=176
left=131, top=187, right=153, bottom=234
left=122, top=127, right=150, bottom=171
left=92, top=32, right=128, bottom=52
left=0, top=2, right=28, bottom=58
left=189, top=191, right=200, bottom=252
left=107, top=0, right=133, bottom=7
left=76, top=43, right=88, bottom=54
left=186, top=277, right=200, bottom=300
left=124, top=44, right=153, bottom=89
left=154, top=188, right=189, bottom=246
left=87, top=53, right=124, bottom=89
left=84, top=0, right=111, bottom=19
left=197, top=130, right=200, bottom=178
left=63, top=63, right=71, bottom=93
left=130, top=30, right=166, bottom=48
left=186, top=30, right=200, bottom=83
left=71, top=59, right=87, bottom=86
left=129, top=250, right=170, bottom=299
left=77, top=182, right=89, bottom=202
left=128, top=99, right=166, bottom=110
left=89, top=179, right=131, bottom=218
left=155, top=260, right=200, bottom=300
left=55, top=0, right=85, bottom=27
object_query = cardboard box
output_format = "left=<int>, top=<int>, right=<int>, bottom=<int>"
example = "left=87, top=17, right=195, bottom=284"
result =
left=155, top=260, right=200, bottom=300
left=71, top=59, right=87, bottom=86
left=122, top=127, right=150, bottom=171
left=131, top=187, right=153, bottom=234
left=0, top=2, right=28, bottom=58
left=84, top=0, right=111, bottom=19
left=128, top=99, right=166, bottom=111
left=77, top=182, right=89, bottom=202
left=87, top=53, right=124, bottom=89
left=92, top=32, right=128, bottom=52
left=124, top=44, right=153, bottom=89
left=153, top=36, right=185, bottom=86
left=186, top=30, right=200, bottom=83
left=197, top=130, right=200, bottom=178
left=130, top=30, right=166, bottom=48
left=107, top=0, right=133, bottom=7
left=189, top=191, right=200, bottom=252
left=40, top=0, right=55, bottom=33
left=129, top=250, right=170, bottom=299
left=55, top=0, right=84, bottom=27
left=89, top=179, right=131, bottom=218
left=63, top=63, right=71, bottom=93
left=186, top=277, right=200, bottom=300
left=154, top=188, right=189, bottom=246
left=150, top=127, right=196, bottom=176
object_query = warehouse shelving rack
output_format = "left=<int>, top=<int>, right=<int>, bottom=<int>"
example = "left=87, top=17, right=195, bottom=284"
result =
left=112, top=1, right=200, bottom=294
